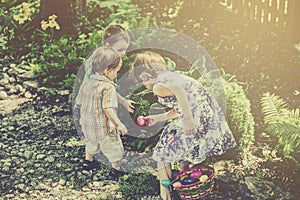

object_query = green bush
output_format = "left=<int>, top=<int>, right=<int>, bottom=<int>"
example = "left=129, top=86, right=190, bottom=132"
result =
left=224, top=76, right=255, bottom=158
left=261, top=92, right=300, bottom=166
left=0, top=1, right=40, bottom=58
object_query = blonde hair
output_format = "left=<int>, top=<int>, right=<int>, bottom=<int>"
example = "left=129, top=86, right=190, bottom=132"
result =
left=131, top=51, right=167, bottom=82
left=92, top=47, right=121, bottom=73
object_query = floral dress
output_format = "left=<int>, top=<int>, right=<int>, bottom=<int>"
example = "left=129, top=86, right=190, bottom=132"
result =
left=152, top=71, right=237, bottom=163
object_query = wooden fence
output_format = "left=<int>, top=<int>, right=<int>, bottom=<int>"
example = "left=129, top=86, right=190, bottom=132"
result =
left=220, top=0, right=300, bottom=42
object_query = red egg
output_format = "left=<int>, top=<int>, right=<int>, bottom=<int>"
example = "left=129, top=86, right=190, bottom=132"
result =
left=190, top=171, right=202, bottom=179
left=172, top=181, right=182, bottom=189
left=137, top=116, right=146, bottom=126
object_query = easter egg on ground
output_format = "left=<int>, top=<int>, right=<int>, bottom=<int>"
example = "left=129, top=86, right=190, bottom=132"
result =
left=199, top=175, right=209, bottom=183
left=182, top=177, right=196, bottom=185
left=190, top=171, right=202, bottom=179
left=172, top=181, right=182, bottom=189
left=161, top=180, right=171, bottom=187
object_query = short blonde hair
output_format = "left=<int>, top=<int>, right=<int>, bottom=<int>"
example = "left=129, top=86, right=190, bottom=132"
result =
left=131, top=51, right=167, bottom=82
left=92, top=47, right=121, bottom=73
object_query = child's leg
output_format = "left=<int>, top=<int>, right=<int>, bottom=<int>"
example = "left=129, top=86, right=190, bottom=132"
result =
left=111, top=161, right=121, bottom=170
left=158, top=162, right=172, bottom=200
left=85, top=149, right=94, bottom=161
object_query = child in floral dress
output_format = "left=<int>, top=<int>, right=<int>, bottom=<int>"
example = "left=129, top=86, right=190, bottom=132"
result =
left=131, top=51, right=237, bottom=200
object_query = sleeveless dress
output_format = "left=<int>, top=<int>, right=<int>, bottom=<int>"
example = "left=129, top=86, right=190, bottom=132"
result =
left=152, top=71, right=237, bottom=163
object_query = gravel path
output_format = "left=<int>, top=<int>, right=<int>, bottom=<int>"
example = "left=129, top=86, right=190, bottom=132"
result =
left=0, top=97, right=293, bottom=200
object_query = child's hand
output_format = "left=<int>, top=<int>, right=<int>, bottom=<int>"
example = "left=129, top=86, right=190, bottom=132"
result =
left=143, top=115, right=158, bottom=126
left=184, top=119, right=196, bottom=135
left=117, top=123, right=128, bottom=136
left=123, top=100, right=136, bottom=113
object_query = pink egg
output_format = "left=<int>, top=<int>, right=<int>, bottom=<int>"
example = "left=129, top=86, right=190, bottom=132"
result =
left=172, top=181, right=182, bottom=189
left=190, top=171, right=202, bottom=179
left=137, top=116, right=146, bottom=126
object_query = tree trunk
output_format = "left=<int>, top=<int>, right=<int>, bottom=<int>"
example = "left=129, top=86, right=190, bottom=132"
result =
left=38, top=0, right=87, bottom=36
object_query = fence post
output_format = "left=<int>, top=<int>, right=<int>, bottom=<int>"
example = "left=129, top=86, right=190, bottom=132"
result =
left=286, top=0, right=300, bottom=42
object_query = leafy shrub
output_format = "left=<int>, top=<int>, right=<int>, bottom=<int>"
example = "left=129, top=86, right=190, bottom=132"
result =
left=0, top=1, right=40, bottom=58
left=261, top=92, right=300, bottom=166
left=31, top=35, right=85, bottom=87
left=224, top=76, right=255, bottom=158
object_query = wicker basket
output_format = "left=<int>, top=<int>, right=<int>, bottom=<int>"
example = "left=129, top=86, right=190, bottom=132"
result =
left=173, top=165, right=215, bottom=200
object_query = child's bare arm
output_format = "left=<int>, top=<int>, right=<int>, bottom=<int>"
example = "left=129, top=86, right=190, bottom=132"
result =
left=104, top=108, right=128, bottom=135
left=153, top=82, right=195, bottom=134
left=117, top=93, right=135, bottom=113
left=143, top=109, right=179, bottom=126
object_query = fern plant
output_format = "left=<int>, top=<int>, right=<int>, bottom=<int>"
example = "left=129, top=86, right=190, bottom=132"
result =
left=261, top=92, right=300, bottom=165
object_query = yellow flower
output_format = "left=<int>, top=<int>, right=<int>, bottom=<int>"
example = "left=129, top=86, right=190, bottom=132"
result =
left=55, top=24, right=60, bottom=30
left=41, top=20, right=48, bottom=30
left=48, top=20, right=57, bottom=28
left=21, top=2, right=30, bottom=9
left=13, top=14, right=20, bottom=21
left=79, top=34, right=87, bottom=39
left=49, top=14, right=57, bottom=21
left=17, top=14, right=26, bottom=24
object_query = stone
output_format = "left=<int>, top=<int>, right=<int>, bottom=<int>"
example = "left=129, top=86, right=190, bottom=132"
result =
left=8, top=77, right=16, bottom=83
left=18, top=71, right=35, bottom=80
left=36, top=154, right=46, bottom=160
left=45, top=156, right=55, bottom=163
left=23, top=81, right=38, bottom=89
left=58, top=90, right=70, bottom=96
left=0, top=90, right=8, bottom=99
left=13, top=66, right=27, bottom=74
left=8, top=126, right=15, bottom=131
left=24, top=91, right=32, bottom=98
left=59, top=179, right=66, bottom=186
left=5, top=194, right=15, bottom=198
left=82, top=186, right=91, bottom=192
left=17, top=183, right=25, bottom=191
left=0, top=78, right=9, bottom=85
left=20, top=193, right=26, bottom=198
left=15, top=84, right=25, bottom=93
left=240, top=176, right=291, bottom=200
left=92, top=181, right=104, bottom=189
left=24, top=151, right=33, bottom=159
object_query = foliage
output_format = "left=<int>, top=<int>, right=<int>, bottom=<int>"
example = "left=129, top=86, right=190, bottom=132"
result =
left=129, top=89, right=153, bottom=120
left=118, top=173, right=159, bottom=198
left=223, top=75, right=255, bottom=159
left=0, top=0, right=157, bottom=89
left=30, top=34, right=84, bottom=87
left=261, top=92, right=300, bottom=165
left=0, top=0, right=40, bottom=58
left=174, top=54, right=255, bottom=159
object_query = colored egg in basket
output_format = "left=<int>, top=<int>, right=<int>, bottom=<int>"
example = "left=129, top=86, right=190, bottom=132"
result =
left=182, top=177, right=197, bottom=185
left=172, top=181, right=182, bottom=189
left=199, top=175, right=209, bottom=183
left=190, top=171, right=202, bottom=179
left=161, top=180, right=171, bottom=187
